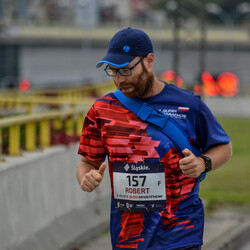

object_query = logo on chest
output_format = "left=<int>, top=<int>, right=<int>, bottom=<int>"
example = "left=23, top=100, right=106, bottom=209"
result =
left=159, top=107, right=189, bottom=119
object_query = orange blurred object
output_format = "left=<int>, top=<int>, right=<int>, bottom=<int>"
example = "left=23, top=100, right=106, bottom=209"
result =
left=217, top=72, right=238, bottom=97
left=201, top=72, right=219, bottom=97
left=161, top=70, right=183, bottom=87
left=19, top=79, right=31, bottom=92
left=194, top=72, right=238, bottom=97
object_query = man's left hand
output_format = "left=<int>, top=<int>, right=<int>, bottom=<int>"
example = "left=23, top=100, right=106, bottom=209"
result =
left=178, top=149, right=205, bottom=178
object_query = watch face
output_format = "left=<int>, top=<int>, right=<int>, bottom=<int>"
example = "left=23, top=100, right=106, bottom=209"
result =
left=206, top=160, right=211, bottom=172
left=201, top=156, right=211, bottom=172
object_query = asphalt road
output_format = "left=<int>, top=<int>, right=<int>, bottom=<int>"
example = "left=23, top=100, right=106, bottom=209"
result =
left=239, top=241, right=250, bottom=250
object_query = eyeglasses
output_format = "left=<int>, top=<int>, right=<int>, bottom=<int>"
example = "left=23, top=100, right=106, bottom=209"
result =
left=104, top=57, right=145, bottom=77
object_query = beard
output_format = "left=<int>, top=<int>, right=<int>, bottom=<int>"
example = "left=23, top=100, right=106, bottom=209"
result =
left=116, top=62, right=154, bottom=98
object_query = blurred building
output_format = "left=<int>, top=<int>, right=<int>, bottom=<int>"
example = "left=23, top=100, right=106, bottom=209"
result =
left=74, top=0, right=98, bottom=27
left=0, top=0, right=249, bottom=90
left=0, top=0, right=154, bottom=27
left=99, top=0, right=132, bottom=24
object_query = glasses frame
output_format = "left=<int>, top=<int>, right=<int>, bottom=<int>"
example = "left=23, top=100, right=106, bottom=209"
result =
left=104, top=57, right=145, bottom=77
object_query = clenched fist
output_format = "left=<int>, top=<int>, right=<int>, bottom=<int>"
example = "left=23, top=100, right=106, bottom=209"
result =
left=179, top=149, right=205, bottom=178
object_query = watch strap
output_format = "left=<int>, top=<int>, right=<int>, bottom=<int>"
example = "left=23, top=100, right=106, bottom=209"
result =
left=200, top=155, right=212, bottom=173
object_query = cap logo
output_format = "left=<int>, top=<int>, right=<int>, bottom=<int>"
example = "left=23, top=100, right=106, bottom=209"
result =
left=123, top=45, right=130, bottom=53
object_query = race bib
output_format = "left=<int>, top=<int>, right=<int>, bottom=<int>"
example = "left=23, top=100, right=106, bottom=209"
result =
left=113, top=162, right=166, bottom=212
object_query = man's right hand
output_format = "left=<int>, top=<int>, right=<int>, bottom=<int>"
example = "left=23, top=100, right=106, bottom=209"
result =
left=80, top=162, right=107, bottom=192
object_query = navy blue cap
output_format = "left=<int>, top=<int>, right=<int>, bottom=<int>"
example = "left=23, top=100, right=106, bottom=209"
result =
left=96, top=27, right=153, bottom=68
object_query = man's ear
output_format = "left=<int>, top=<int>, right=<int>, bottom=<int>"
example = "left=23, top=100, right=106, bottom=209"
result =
left=145, top=53, right=154, bottom=67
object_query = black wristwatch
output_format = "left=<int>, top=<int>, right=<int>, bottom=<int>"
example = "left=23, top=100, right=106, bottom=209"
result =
left=200, top=155, right=212, bottom=173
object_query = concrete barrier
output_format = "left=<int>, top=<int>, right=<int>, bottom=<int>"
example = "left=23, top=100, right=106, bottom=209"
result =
left=205, top=96, right=250, bottom=117
left=0, top=144, right=111, bottom=250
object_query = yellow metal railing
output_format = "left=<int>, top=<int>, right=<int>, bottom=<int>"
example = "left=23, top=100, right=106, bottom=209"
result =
left=0, top=81, right=115, bottom=99
left=0, top=81, right=116, bottom=161
left=0, top=81, right=116, bottom=113
left=0, top=108, right=87, bottom=160
left=0, top=96, right=94, bottom=113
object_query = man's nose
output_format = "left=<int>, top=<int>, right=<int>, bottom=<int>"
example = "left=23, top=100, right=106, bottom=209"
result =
left=113, top=72, right=125, bottom=83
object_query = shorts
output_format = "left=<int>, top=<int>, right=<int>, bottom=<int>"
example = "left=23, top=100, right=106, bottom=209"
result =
left=174, top=245, right=201, bottom=250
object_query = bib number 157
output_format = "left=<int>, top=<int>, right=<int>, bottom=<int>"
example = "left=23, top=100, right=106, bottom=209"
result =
left=126, top=175, right=146, bottom=187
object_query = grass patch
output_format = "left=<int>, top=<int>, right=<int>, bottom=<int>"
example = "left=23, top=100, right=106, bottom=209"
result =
left=199, top=117, right=250, bottom=208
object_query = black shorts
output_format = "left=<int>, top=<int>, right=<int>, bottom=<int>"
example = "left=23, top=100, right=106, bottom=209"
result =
left=174, top=245, right=201, bottom=250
